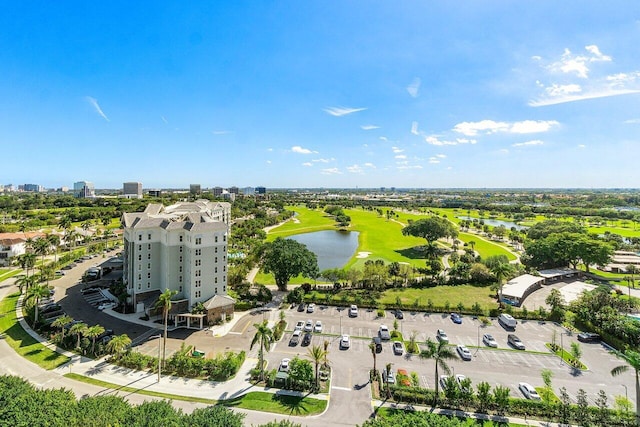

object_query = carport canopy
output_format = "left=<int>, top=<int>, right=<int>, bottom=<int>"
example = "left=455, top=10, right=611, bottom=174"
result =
left=174, top=312, right=206, bottom=330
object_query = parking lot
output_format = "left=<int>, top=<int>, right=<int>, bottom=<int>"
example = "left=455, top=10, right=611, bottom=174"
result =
left=265, top=304, right=633, bottom=406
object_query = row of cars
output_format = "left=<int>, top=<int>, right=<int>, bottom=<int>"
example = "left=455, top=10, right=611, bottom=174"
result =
left=289, top=319, right=323, bottom=346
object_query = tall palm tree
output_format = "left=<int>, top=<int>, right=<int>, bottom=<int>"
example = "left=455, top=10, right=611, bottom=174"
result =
left=419, top=338, right=457, bottom=405
left=106, top=334, right=132, bottom=359
left=307, top=345, right=327, bottom=390
left=369, top=342, right=377, bottom=375
left=47, top=234, right=61, bottom=265
left=323, top=339, right=330, bottom=369
left=66, top=229, right=79, bottom=253
left=69, top=322, right=88, bottom=350
left=611, top=350, right=640, bottom=425
left=490, top=261, right=513, bottom=307
left=33, top=238, right=49, bottom=268
left=51, top=315, right=73, bottom=341
left=86, top=325, right=105, bottom=355
left=626, top=265, right=638, bottom=289
left=25, top=284, right=51, bottom=323
left=155, top=289, right=177, bottom=368
left=249, top=321, right=274, bottom=381
left=15, top=274, right=37, bottom=294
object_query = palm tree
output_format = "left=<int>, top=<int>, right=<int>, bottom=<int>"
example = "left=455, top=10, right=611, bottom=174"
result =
left=15, top=274, right=37, bottom=294
left=51, top=315, right=73, bottom=341
left=307, top=345, right=327, bottom=390
left=155, top=289, right=177, bottom=368
left=627, top=265, right=638, bottom=289
left=323, top=339, right=330, bottom=369
left=69, top=322, right=88, bottom=350
left=25, top=284, right=51, bottom=323
left=250, top=320, right=274, bottom=381
left=611, top=350, right=640, bottom=425
left=106, top=334, right=132, bottom=359
left=66, top=229, right=79, bottom=253
left=47, top=234, right=61, bottom=265
left=86, top=325, right=105, bottom=355
left=419, top=338, right=457, bottom=405
left=490, top=261, right=513, bottom=307
left=33, top=237, right=49, bottom=268
left=369, top=342, right=377, bottom=375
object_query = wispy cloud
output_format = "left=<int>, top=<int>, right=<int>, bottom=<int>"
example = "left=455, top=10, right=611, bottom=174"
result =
left=363, top=162, right=376, bottom=168
left=324, top=106, right=367, bottom=116
left=321, top=167, right=342, bottom=175
left=212, top=130, right=233, bottom=135
left=512, top=140, right=544, bottom=147
left=436, top=154, right=446, bottom=158
left=291, top=145, right=318, bottom=154
left=161, top=116, right=168, bottom=124
left=548, top=45, right=611, bottom=79
left=312, top=158, right=332, bottom=163
left=347, top=164, right=364, bottom=174
left=411, top=121, right=419, bottom=135
left=578, top=144, right=586, bottom=149
left=397, top=165, right=423, bottom=170
left=379, top=136, right=388, bottom=142
left=395, top=154, right=407, bottom=159
left=530, top=88, right=640, bottom=107
left=453, top=120, right=559, bottom=136
left=407, top=78, right=421, bottom=98
left=624, top=118, right=640, bottom=124
left=392, top=146, right=404, bottom=153
left=425, top=135, right=477, bottom=146
left=85, top=96, right=110, bottom=122
left=428, top=157, right=441, bottom=164
left=361, top=124, right=380, bottom=130
left=302, top=162, right=313, bottom=167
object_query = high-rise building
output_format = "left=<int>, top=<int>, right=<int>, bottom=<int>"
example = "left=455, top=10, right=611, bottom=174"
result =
left=190, top=184, right=201, bottom=196
left=123, top=182, right=143, bottom=199
left=121, top=200, right=234, bottom=326
left=228, top=186, right=239, bottom=195
left=73, top=181, right=95, bottom=198
left=212, top=187, right=223, bottom=197
left=255, top=186, right=266, bottom=195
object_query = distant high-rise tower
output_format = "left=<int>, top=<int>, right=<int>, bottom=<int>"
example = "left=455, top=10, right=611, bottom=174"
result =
left=190, top=184, right=201, bottom=196
left=123, top=182, right=143, bottom=199
left=73, top=181, right=95, bottom=198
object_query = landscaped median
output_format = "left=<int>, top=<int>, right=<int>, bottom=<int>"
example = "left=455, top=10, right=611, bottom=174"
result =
left=66, top=373, right=328, bottom=415
left=0, top=292, right=70, bottom=369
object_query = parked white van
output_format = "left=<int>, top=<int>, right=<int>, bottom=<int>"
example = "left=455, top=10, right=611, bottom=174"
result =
left=498, top=313, right=517, bottom=330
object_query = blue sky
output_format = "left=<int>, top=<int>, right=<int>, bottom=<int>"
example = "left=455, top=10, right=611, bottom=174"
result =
left=2, top=1, right=640, bottom=189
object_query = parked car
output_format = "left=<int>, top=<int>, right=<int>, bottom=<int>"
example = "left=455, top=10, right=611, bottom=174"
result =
left=436, top=329, right=449, bottom=343
left=577, top=332, right=601, bottom=343
left=279, top=358, right=291, bottom=372
left=81, top=287, right=101, bottom=295
left=457, top=344, right=472, bottom=361
left=439, top=375, right=449, bottom=390
left=379, top=325, right=391, bottom=340
left=290, top=330, right=301, bottom=346
left=297, top=303, right=305, bottom=312
left=499, top=313, right=517, bottom=330
left=61, top=265, right=73, bottom=270
left=55, top=270, right=65, bottom=276
left=349, top=304, right=358, bottom=317
left=394, top=310, right=404, bottom=319
left=306, top=303, right=316, bottom=313
left=382, top=369, right=396, bottom=384
left=519, top=382, right=541, bottom=400
left=40, top=303, right=62, bottom=314
left=340, top=334, right=351, bottom=349
left=392, top=341, right=404, bottom=355
left=302, top=332, right=312, bottom=346
left=508, top=334, right=525, bottom=350
left=372, top=336, right=382, bottom=353
left=294, top=320, right=305, bottom=331
left=482, top=333, right=498, bottom=347
left=455, top=374, right=468, bottom=389
left=314, top=320, right=322, bottom=333
left=304, top=319, right=313, bottom=332
left=98, top=301, right=116, bottom=311
left=450, top=312, right=462, bottom=324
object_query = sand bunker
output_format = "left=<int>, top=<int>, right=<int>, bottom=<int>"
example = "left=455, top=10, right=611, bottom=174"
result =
left=356, top=251, right=371, bottom=259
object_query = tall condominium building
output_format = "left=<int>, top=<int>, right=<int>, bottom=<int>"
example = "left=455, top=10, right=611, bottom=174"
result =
left=189, top=184, right=201, bottom=196
left=123, top=181, right=143, bottom=199
left=73, top=181, right=95, bottom=198
left=121, top=200, right=233, bottom=326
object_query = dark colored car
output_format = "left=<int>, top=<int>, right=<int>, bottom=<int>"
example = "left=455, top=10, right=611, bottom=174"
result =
left=395, top=310, right=404, bottom=319
left=40, top=303, right=62, bottom=314
left=450, top=313, right=462, bottom=324
left=302, top=332, right=312, bottom=346
left=577, top=332, right=601, bottom=343
left=372, top=336, right=382, bottom=353
left=297, top=303, right=305, bottom=312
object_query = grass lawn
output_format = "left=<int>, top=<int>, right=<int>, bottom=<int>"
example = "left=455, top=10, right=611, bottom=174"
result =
left=376, top=408, right=525, bottom=426
left=267, top=206, right=337, bottom=239
left=0, top=268, right=21, bottom=282
left=457, top=232, right=518, bottom=261
left=0, top=293, right=70, bottom=369
left=380, top=285, right=496, bottom=310
left=219, top=391, right=327, bottom=416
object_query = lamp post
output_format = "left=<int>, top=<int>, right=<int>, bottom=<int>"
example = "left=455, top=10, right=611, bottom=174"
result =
left=560, top=332, right=569, bottom=366
left=475, top=324, right=481, bottom=356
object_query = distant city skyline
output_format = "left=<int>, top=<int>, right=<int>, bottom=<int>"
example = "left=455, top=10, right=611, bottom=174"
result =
left=1, top=2, right=639, bottom=188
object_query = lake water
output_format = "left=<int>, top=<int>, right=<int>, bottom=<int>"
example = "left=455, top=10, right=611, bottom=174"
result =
left=288, top=230, right=359, bottom=272
left=457, top=216, right=528, bottom=231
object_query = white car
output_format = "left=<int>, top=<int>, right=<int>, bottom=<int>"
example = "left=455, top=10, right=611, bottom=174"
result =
left=349, top=304, right=358, bottom=317
left=436, top=329, right=449, bottom=343
left=295, top=320, right=305, bottom=331
left=314, top=320, right=322, bottom=333
left=392, top=341, right=404, bottom=355
left=519, top=382, right=541, bottom=400
left=483, top=333, right=498, bottom=348
left=439, top=375, right=449, bottom=390
left=340, top=334, right=351, bottom=349
left=279, top=358, right=291, bottom=372
left=97, top=302, right=116, bottom=311
left=307, top=303, right=316, bottom=313
left=304, top=319, right=313, bottom=332
left=382, top=369, right=396, bottom=384
left=379, top=325, right=391, bottom=340
left=457, top=344, right=472, bottom=361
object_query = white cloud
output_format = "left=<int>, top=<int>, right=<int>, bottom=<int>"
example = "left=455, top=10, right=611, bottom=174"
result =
left=548, top=45, right=611, bottom=79
left=302, top=162, right=313, bottom=167
left=379, top=136, right=388, bottom=142
left=545, top=84, right=582, bottom=97
left=212, top=130, right=233, bottom=135
left=425, top=135, right=478, bottom=146
left=436, top=154, right=446, bottom=158
left=291, top=145, right=318, bottom=154
left=267, top=148, right=273, bottom=152
left=498, top=149, right=509, bottom=154
left=530, top=88, right=640, bottom=106
left=361, top=124, right=380, bottom=130
left=453, top=119, right=559, bottom=136
left=407, top=78, right=421, bottom=98
left=266, top=160, right=272, bottom=164
left=578, top=144, right=586, bottom=148
left=395, top=154, right=407, bottom=159
left=624, top=118, right=640, bottom=124
left=512, top=140, right=544, bottom=147
left=324, top=106, right=367, bottom=116
left=428, top=157, right=440, bottom=164
left=312, top=158, right=332, bottom=163
left=411, top=121, right=419, bottom=135
left=161, top=116, right=168, bottom=124
left=346, top=164, right=364, bottom=174
left=85, top=96, right=110, bottom=122
left=392, top=146, right=404, bottom=153
left=363, top=162, right=376, bottom=168
left=321, top=167, right=342, bottom=175
left=397, top=165, right=423, bottom=170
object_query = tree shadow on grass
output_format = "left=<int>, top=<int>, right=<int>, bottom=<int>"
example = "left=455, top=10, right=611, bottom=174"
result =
left=273, top=393, right=311, bottom=416
left=395, top=247, right=427, bottom=260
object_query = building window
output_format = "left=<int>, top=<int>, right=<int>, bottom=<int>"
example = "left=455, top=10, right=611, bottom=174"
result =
left=138, top=283, right=141, bottom=290
left=147, top=253, right=151, bottom=260
left=215, top=277, right=218, bottom=284
left=195, top=291, right=201, bottom=298
left=138, top=235, right=142, bottom=241
left=147, top=272, right=151, bottom=279
left=179, top=266, right=182, bottom=273
left=223, top=275, right=226, bottom=282
left=223, top=265, right=226, bottom=272
left=223, top=235, right=226, bottom=242
left=138, top=254, right=142, bottom=261
left=215, top=247, right=218, bottom=253
left=223, top=285, right=226, bottom=292
left=138, top=264, right=141, bottom=270
left=215, top=236, right=218, bottom=243
left=215, top=287, right=218, bottom=294
left=147, top=282, right=150, bottom=288
left=195, top=259, right=201, bottom=266
left=138, top=274, right=141, bottom=280
left=138, top=244, right=142, bottom=251
left=195, top=237, right=202, bottom=245
left=179, top=235, right=183, bottom=242
left=179, top=275, right=182, bottom=283
left=179, top=286, right=182, bottom=292
left=223, top=255, right=226, bottom=262
left=147, top=263, right=151, bottom=269
left=179, top=246, right=183, bottom=253
left=148, top=243, right=151, bottom=250
left=179, top=256, right=182, bottom=262
left=195, top=249, right=201, bottom=256
left=195, top=280, right=201, bottom=288
left=195, top=269, right=201, bottom=277
left=215, top=257, right=218, bottom=263
left=215, top=267, right=218, bottom=273
left=148, top=233, right=151, bottom=240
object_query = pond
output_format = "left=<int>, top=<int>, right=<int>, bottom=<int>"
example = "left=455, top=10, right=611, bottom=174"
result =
left=457, top=216, right=528, bottom=231
left=287, top=230, right=359, bottom=272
